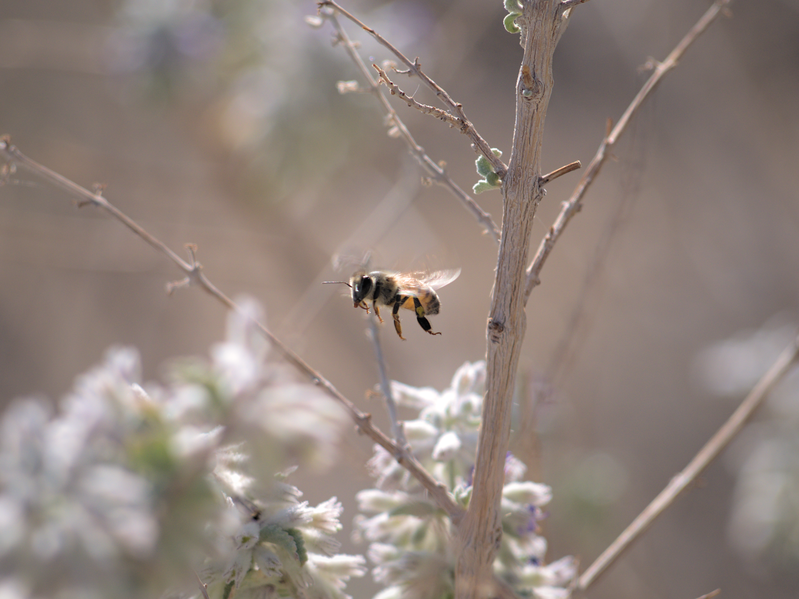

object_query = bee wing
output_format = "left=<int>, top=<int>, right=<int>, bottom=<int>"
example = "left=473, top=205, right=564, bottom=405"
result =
left=392, top=269, right=461, bottom=296
left=389, top=272, right=425, bottom=297
left=332, top=248, right=374, bottom=272
left=417, top=268, right=461, bottom=290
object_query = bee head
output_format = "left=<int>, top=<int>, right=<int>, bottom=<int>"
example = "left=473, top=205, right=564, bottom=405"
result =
left=350, top=273, right=372, bottom=306
left=322, top=272, right=371, bottom=309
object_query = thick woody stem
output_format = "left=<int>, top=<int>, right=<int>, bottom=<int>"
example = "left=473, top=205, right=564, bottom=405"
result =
left=454, top=3, right=570, bottom=598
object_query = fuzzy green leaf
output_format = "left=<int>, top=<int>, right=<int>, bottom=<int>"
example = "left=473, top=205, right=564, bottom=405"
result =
left=285, top=528, right=308, bottom=566
left=475, top=154, right=493, bottom=178
left=473, top=180, right=497, bottom=194
left=504, top=12, right=521, bottom=34
left=259, top=524, right=299, bottom=561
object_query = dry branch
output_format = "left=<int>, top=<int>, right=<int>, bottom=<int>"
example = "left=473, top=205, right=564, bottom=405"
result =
left=0, top=136, right=463, bottom=522
left=524, top=0, right=732, bottom=303
left=319, top=0, right=508, bottom=178
left=577, top=332, right=799, bottom=591
left=320, top=7, right=500, bottom=243
left=373, top=64, right=463, bottom=129
left=455, top=3, right=573, bottom=598
left=367, top=314, right=408, bottom=447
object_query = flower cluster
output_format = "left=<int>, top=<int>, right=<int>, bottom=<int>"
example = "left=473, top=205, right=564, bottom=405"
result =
left=204, top=467, right=365, bottom=599
left=355, top=361, right=576, bottom=599
left=0, top=302, right=362, bottom=599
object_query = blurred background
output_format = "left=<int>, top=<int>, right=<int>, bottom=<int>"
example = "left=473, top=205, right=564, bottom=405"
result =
left=2, top=0, right=799, bottom=597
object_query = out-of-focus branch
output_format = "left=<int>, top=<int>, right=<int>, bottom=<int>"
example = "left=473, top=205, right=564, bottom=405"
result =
left=318, top=8, right=500, bottom=244
left=524, top=0, right=732, bottom=303
left=577, top=332, right=799, bottom=591
left=0, top=136, right=463, bottom=522
left=367, top=313, right=407, bottom=447
left=318, top=0, right=508, bottom=179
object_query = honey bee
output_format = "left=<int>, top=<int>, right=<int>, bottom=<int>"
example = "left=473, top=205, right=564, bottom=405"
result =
left=324, top=269, right=460, bottom=340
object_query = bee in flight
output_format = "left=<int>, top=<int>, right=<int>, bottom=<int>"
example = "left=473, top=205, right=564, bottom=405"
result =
left=324, top=269, right=460, bottom=340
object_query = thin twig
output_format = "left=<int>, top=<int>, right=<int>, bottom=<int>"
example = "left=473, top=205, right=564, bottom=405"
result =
left=367, top=314, right=407, bottom=446
left=577, top=332, right=799, bottom=591
left=0, top=137, right=464, bottom=522
left=540, top=160, right=581, bottom=185
left=524, top=0, right=732, bottom=303
left=696, top=590, right=721, bottom=599
left=321, top=9, right=500, bottom=243
left=318, top=0, right=507, bottom=179
left=373, top=64, right=463, bottom=129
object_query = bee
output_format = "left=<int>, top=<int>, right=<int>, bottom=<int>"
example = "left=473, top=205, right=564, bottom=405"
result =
left=324, top=269, right=460, bottom=340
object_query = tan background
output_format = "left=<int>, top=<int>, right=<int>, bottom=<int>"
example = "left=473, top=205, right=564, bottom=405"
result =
left=2, top=0, right=799, bottom=597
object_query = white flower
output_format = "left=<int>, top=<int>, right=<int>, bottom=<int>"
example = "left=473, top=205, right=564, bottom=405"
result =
left=357, top=361, right=573, bottom=599
left=503, top=482, right=552, bottom=507
left=305, top=554, right=367, bottom=599
left=432, top=431, right=461, bottom=462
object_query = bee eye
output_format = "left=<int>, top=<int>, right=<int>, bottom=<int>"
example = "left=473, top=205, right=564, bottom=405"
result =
left=359, top=276, right=372, bottom=295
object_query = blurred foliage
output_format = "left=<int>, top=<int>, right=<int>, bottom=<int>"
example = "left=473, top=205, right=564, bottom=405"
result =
left=0, top=301, right=362, bottom=599
left=110, top=0, right=379, bottom=205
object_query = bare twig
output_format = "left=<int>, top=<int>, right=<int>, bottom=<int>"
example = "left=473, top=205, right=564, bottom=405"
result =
left=577, top=332, right=799, bottom=591
left=540, top=160, right=581, bottom=185
left=0, top=137, right=463, bottom=522
left=524, top=0, right=732, bottom=303
left=318, top=0, right=507, bottom=179
left=373, top=64, right=463, bottom=129
left=696, top=590, right=721, bottom=599
left=321, top=9, right=500, bottom=243
left=367, top=313, right=408, bottom=447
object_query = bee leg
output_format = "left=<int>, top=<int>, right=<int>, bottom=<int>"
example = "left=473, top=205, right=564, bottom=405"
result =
left=372, top=302, right=384, bottom=324
left=413, top=297, right=441, bottom=336
left=392, top=298, right=406, bottom=340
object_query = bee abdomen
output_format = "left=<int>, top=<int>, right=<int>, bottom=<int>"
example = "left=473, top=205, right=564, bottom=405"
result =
left=425, top=294, right=441, bottom=315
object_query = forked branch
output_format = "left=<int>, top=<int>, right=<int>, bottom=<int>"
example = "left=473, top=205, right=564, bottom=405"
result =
left=0, top=137, right=463, bottom=522
left=318, top=0, right=507, bottom=179
left=373, top=64, right=463, bottom=129
left=319, top=8, right=500, bottom=243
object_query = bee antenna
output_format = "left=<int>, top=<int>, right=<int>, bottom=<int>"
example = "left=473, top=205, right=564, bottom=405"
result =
left=322, top=280, right=352, bottom=288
